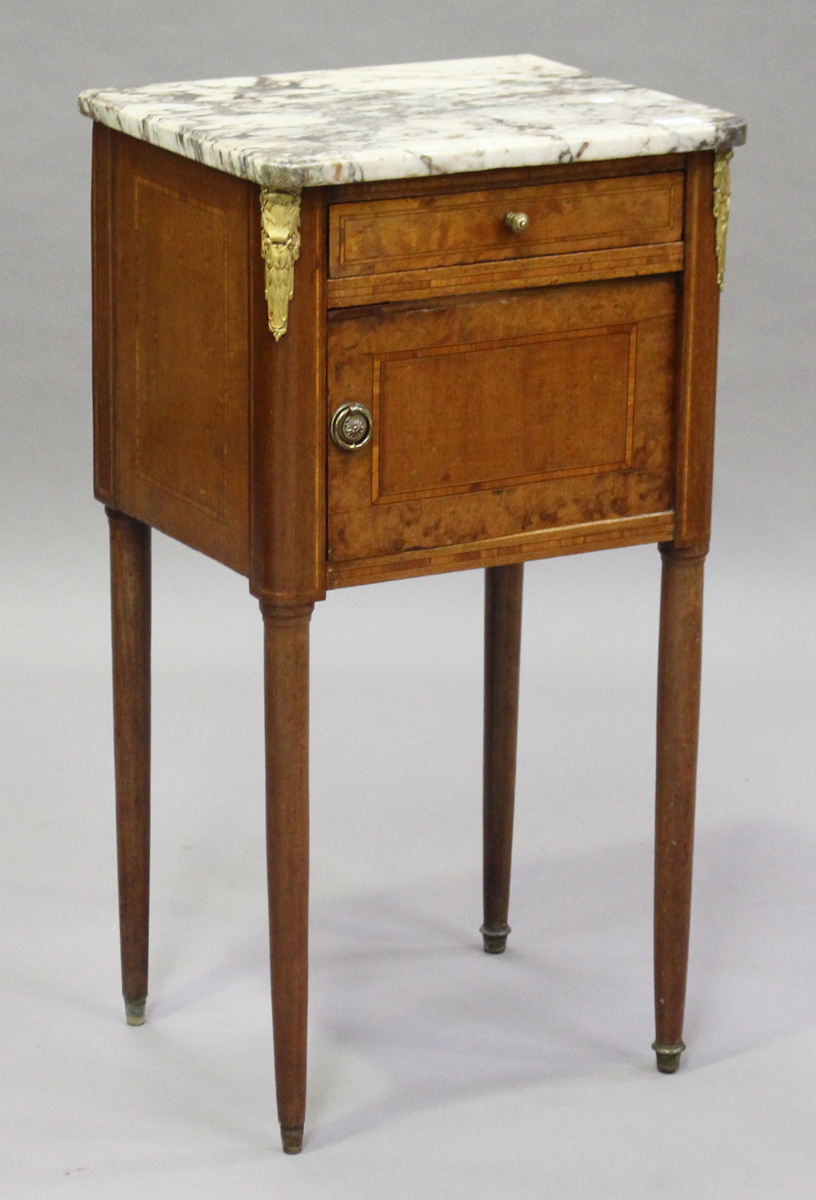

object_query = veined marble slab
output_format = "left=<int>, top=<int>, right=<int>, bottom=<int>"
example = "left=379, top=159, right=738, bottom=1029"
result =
left=78, top=54, right=745, bottom=190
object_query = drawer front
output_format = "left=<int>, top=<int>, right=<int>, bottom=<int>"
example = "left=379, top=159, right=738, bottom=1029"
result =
left=329, top=171, right=684, bottom=278
left=327, top=276, right=677, bottom=568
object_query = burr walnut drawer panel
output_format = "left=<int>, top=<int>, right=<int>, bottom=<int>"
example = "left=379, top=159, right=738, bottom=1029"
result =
left=327, top=274, right=678, bottom=568
left=328, top=171, right=685, bottom=278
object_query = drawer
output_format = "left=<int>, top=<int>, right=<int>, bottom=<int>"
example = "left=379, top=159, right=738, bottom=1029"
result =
left=327, top=275, right=677, bottom=573
left=328, top=171, right=684, bottom=278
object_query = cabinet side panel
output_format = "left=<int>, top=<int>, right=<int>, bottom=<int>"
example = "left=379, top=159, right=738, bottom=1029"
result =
left=674, top=151, right=720, bottom=546
left=112, top=132, right=251, bottom=574
left=92, top=122, right=116, bottom=503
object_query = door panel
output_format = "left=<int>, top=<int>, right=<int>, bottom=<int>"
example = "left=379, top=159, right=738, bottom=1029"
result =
left=327, top=275, right=677, bottom=564
left=372, top=324, right=636, bottom=501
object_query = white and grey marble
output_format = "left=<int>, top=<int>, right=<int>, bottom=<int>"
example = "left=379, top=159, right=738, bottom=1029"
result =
left=78, top=54, right=745, bottom=190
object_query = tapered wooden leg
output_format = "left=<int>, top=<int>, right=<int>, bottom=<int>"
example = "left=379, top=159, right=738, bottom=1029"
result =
left=481, top=563, right=524, bottom=954
left=262, top=602, right=313, bottom=1154
left=108, top=509, right=151, bottom=1027
left=653, top=541, right=707, bottom=1072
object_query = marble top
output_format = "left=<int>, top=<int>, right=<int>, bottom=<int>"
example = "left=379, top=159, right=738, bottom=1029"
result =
left=78, top=55, right=745, bottom=190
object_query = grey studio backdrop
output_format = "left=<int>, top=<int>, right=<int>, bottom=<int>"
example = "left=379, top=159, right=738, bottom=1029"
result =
left=1, top=3, right=814, bottom=1198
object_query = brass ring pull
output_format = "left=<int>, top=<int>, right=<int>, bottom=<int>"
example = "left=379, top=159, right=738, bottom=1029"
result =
left=330, top=403, right=373, bottom=451
left=505, top=211, right=529, bottom=234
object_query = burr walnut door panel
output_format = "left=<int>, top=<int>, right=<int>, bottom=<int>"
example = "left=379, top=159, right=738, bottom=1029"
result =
left=327, top=275, right=678, bottom=565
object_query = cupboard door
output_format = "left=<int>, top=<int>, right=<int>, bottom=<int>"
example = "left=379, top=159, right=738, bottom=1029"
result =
left=327, top=276, right=677, bottom=567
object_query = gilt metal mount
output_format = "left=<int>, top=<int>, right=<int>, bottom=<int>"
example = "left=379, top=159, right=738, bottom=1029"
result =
left=260, top=188, right=301, bottom=340
left=713, top=151, right=732, bottom=291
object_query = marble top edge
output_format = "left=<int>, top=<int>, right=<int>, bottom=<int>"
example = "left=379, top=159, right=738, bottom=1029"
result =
left=79, top=55, right=583, bottom=100
left=78, top=54, right=746, bottom=189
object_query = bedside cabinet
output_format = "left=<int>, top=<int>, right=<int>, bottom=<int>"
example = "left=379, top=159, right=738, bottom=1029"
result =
left=80, top=55, right=745, bottom=1153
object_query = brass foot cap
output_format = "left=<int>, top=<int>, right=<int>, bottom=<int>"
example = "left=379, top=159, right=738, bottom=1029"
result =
left=652, top=1040, right=686, bottom=1073
left=125, top=999, right=146, bottom=1026
left=480, top=924, right=511, bottom=954
left=280, top=1124, right=304, bottom=1155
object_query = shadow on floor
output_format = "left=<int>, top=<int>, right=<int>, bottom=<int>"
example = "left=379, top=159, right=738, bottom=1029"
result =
left=143, top=817, right=816, bottom=1149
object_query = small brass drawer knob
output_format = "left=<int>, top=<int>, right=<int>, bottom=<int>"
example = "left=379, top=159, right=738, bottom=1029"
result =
left=505, top=211, right=529, bottom=234
left=331, top=403, right=373, bottom=451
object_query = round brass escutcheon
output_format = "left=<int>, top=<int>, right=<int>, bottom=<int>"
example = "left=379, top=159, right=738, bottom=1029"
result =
left=330, top=403, right=373, bottom=451
left=505, top=211, right=530, bottom=234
